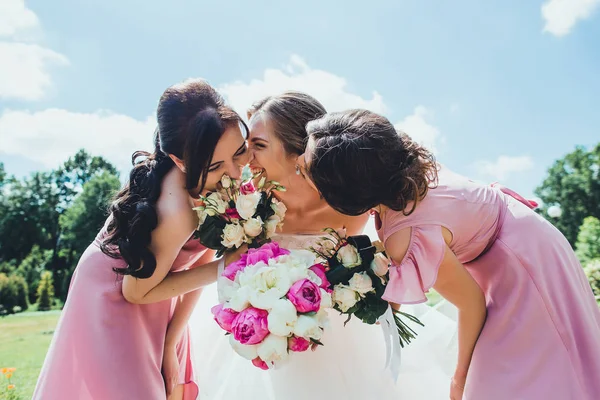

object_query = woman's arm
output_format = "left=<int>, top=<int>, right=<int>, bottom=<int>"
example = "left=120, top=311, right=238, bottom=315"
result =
left=433, top=244, right=486, bottom=387
left=165, top=250, right=216, bottom=346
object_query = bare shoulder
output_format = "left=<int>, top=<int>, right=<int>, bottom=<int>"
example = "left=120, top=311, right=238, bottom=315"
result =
left=340, top=213, right=370, bottom=236
left=155, top=169, right=196, bottom=234
left=384, top=227, right=412, bottom=264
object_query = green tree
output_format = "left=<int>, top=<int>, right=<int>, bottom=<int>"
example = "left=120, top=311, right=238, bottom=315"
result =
left=36, top=271, right=55, bottom=311
left=58, top=171, right=120, bottom=293
left=0, top=162, right=5, bottom=187
left=575, top=217, right=600, bottom=265
left=15, top=245, right=51, bottom=304
left=535, top=144, right=600, bottom=246
left=0, top=273, right=28, bottom=313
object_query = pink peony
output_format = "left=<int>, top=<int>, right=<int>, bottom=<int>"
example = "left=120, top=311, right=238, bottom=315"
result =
left=288, top=336, right=310, bottom=352
left=225, top=207, right=242, bottom=220
left=222, top=254, right=249, bottom=280
left=309, top=263, right=330, bottom=290
left=211, top=304, right=239, bottom=333
left=240, top=181, right=256, bottom=195
left=245, top=242, right=290, bottom=266
left=231, top=307, right=270, bottom=345
left=287, top=279, right=321, bottom=313
left=252, top=357, right=269, bottom=370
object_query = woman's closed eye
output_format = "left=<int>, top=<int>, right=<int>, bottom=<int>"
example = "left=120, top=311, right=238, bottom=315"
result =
left=233, top=144, right=248, bottom=158
left=208, top=162, right=223, bottom=173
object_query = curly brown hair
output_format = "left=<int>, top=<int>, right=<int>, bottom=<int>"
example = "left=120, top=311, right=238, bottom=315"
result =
left=305, top=109, right=438, bottom=216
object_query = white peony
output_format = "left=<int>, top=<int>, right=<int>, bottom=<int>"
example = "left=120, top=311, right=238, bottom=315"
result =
left=320, top=288, right=333, bottom=309
left=337, top=244, right=362, bottom=268
left=244, top=265, right=293, bottom=310
left=207, top=192, right=227, bottom=214
left=221, top=223, right=246, bottom=249
left=332, top=285, right=359, bottom=312
left=217, top=276, right=240, bottom=303
left=271, top=199, right=287, bottom=220
left=228, top=285, right=252, bottom=312
left=371, top=253, right=389, bottom=277
left=267, top=299, right=298, bottom=336
left=315, top=308, right=330, bottom=329
left=348, top=272, right=374, bottom=295
left=265, top=215, right=281, bottom=237
left=257, top=334, right=289, bottom=366
left=243, top=216, right=263, bottom=238
left=293, top=314, right=323, bottom=340
left=229, top=335, right=258, bottom=360
left=236, top=192, right=261, bottom=220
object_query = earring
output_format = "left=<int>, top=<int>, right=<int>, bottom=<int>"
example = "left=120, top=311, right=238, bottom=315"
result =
left=295, top=165, right=301, bottom=175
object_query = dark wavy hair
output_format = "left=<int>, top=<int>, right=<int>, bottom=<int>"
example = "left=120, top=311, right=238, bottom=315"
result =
left=305, top=109, right=439, bottom=216
left=101, top=79, right=246, bottom=279
left=247, top=91, right=326, bottom=155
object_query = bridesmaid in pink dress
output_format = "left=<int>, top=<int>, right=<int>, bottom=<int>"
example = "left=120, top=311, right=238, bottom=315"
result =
left=302, top=109, right=600, bottom=399
left=33, top=79, right=249, bottom=400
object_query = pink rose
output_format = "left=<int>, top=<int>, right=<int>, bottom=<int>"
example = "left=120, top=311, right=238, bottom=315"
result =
left=232, top=307, right=270, bottom=345
left=222, top=254, right=249, bottom=280
left=309, top=263, right=330, bottom=290
left=288, top=336, right=310, bottom=352
left=240, top=181, right=256, bottom=195
left=226, top=207, right=242, bottom=220
left=245, top=242, right=290, bottom=266
left=287, top=279, right=321, bottom=313
left=252, top=357, right=269, bottom=370
left=211, top=304, right=239, bottom=333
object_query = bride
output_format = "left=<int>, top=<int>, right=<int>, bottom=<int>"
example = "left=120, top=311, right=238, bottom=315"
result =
left=190, top=92, right=457, bottom=399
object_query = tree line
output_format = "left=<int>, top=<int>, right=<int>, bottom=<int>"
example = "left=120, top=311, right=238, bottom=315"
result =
left=0, top=144, right=599, bottom=314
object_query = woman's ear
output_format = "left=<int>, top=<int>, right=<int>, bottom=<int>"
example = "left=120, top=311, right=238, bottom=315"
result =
left=169, top=154, right=186, bottom=172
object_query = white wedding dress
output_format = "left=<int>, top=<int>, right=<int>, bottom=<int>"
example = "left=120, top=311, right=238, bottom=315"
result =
left=190, top=224, right=458, bottom=399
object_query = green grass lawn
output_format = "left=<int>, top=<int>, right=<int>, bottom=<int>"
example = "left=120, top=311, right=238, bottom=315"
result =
left=0, top=311, right=60, bottom=400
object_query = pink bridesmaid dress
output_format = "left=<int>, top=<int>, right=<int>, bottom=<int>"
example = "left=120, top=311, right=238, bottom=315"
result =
left=377, top=166, right=600, bottom=399
left=33, top=226, right=207, bottom=400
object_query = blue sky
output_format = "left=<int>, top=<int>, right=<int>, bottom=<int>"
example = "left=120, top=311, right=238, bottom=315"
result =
left=1, top=0, right=599, bottom=200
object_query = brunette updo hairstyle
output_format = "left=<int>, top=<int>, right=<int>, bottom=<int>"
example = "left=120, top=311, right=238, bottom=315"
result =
left=248, top=91, right=326, bottom=156
left=305, top=109, right=438, bottom=216
left=101, top=79, right=246, bottom=278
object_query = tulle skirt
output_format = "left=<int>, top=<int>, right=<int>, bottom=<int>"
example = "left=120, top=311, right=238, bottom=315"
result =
left=189, top=283, right=458, bottom=399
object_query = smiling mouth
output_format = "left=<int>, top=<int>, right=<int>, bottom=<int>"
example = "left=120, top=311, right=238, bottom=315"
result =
left=250, top=166, right=265, bottom=175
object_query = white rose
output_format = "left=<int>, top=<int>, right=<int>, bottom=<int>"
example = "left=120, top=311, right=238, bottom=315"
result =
left=332, top=285, right=359, bottom=312
left=265, top=215, right=281, bottom=237
left=207, top=192, right=227, bottom=214
left=293, top=315, right=323, bottom=340
left=193, top=207, right=208, bottom=227
left=217, top=276, right=240, bottom=303
left=243, top=216, right=263, bottom=238
left=267, top=299, right=298, bottom=336
left=337, top=244, right=362, bottom=268
left=348, top=272, right=374, bottom=295
left=228, top=285, right=252, bottom=312
left=315, top=308, right=330, bottom=329
left=229, top=335, right=258, bottom=360
left=257, top=334, right=289, bottom=366
left=271, top=199, right=287, bottom=220
left=371, top=253, right=389, bottom=277
left=236, top=192, right=261, bottom=220
left=221, top=174, right=232, bottom=188
left=221, top=223, right=246, bottom=249
left=205, top=207, right=217, bottom=217
left=320, top=289, right=333, bottom=309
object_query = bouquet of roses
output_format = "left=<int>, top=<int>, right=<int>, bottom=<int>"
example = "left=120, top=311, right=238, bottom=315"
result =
left=310, top=228, right=423, bottom=347
left=193, top=165, right=287, bottom=257
left=212, top=242, right=333, bottom=370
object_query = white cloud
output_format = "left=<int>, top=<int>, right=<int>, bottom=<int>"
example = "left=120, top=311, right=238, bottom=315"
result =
left=0, top=43, right=69, bottom=101
left=0, top=108, right=156, bottom=174
left=220, top=55, right=443, bottom=153
left=219, top=54, right=386, bottom=117
left=0, top=0, right=39, bottom=38
left=395, top=106, right=442, bottom=154
left=0, top=0, right=68, bottom=101
left=542, top=0, right=600, bottom=36
left=473, top=155, right=534, bottom=181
